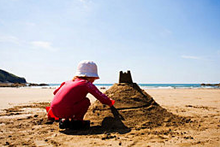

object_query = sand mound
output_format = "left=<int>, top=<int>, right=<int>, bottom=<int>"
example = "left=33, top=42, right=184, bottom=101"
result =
left=105, top=83, right=157, bottom=108
left=86, top=82, right=188, bottom=131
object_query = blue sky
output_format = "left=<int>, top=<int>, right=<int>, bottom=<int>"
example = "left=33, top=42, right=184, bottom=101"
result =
left=0, top=0, right=220, bottom=83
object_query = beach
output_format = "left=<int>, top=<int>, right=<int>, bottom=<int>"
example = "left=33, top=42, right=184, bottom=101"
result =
left=0, top=87, right=220, bottom=146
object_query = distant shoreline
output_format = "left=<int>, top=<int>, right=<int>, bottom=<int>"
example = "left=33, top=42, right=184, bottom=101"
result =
left=1, top=83, right=219, bottom=89
left=0, top=83, right=49, bottom=87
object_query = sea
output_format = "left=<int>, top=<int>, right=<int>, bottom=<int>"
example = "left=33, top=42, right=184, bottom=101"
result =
left=47, top=83, right=219, bottom=90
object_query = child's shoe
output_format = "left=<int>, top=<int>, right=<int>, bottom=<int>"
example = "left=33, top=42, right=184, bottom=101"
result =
left=59, top=119, right=70, bottom=129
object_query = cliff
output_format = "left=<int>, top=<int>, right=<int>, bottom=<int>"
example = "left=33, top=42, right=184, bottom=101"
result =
left=0, top=69, right=27, bottom=83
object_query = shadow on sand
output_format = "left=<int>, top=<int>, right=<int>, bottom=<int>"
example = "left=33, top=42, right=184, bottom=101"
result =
left=60, top=106, right=131, bottom=135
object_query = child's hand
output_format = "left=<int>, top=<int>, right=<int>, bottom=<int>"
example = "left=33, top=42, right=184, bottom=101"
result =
left=109, top=100, right=115, bottom=107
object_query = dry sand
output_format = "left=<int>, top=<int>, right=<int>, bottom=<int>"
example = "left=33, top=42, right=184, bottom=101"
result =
left=0, top=88, right=54, bottom=110
left=0, top=87, right=220, bottom=146
left=0, top=88, right=96, bottom=111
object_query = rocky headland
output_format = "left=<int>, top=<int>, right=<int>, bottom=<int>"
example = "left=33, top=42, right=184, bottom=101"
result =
left=0, top=69, right=48, bottom=87
left=0, top=69, right=26, bottom=84
left=201, top=83, right=220, bottom=87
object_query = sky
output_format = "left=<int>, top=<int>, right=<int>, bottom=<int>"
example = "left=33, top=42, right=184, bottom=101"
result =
left=0, top=0, right=220, bottom=84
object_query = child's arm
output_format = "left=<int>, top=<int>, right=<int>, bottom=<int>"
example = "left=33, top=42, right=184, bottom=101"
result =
left=53, top=82, right=65, bottom=95
left=86, top=82, right=115, bottom=107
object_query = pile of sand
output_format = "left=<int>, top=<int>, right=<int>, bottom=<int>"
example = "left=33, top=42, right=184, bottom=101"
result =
left=86, top=83, right=189, bottom=131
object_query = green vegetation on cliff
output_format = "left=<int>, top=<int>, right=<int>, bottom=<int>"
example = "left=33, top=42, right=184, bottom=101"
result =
left=0, top=69, right=27, bottom=83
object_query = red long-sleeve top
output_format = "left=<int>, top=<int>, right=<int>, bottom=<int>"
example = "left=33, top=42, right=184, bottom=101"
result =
left=51, top=78, right=113, bottom=109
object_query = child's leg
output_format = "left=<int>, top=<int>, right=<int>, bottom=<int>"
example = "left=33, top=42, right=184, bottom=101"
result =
left=72, top=98, right=91, bottom=121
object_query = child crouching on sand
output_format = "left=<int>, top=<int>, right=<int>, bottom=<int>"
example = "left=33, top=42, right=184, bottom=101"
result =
left=50, top=60, right=115, bottom=129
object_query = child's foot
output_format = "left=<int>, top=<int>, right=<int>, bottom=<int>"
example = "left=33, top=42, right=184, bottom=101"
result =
left=59, top=119, right=70, bottom=129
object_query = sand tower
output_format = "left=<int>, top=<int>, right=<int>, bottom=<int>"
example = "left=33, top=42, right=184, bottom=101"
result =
left=119, top=71, right=133, bottom=83
left=85, top=71, right=187, bottom=133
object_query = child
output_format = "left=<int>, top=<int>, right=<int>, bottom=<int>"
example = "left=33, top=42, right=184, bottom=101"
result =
left=50, top=60, right=115, bottom=129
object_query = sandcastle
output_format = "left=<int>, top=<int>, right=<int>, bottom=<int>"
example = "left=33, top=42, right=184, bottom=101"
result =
left=86, top=71, right=188, bottom=132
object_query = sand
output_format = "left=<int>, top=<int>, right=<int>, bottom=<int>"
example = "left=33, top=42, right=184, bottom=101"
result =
left=0, top=87, right=96, bottom=111
left=0, top=88, right=54, bottom=110
left=87, top=83, right=189, bottom=131
left=0, top=87, right=220, bottom=146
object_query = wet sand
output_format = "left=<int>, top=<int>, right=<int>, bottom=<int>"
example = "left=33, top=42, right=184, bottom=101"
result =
left=0, top=88, right=220, bottom=146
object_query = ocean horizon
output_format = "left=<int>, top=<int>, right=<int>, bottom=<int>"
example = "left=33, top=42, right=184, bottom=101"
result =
left=47, top=83, right=220, bottom=89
